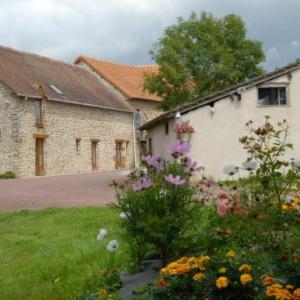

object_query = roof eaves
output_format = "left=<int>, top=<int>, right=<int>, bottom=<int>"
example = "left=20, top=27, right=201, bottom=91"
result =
left=17, top=93, right=133, bottom=113
left=140, top=61, right=300, bottom=130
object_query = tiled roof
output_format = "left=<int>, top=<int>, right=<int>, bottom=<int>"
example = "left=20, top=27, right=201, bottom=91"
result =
left=74, top=56, right=162, bottom=102
left=0, top=46, right=133, bottom=112
left=140, top=60, right=300, bottom=130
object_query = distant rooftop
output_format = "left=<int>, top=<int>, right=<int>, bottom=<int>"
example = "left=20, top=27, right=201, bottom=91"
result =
left=0, top=45, right=133, bottom=112
left=74, top=56, right=162, bottom=102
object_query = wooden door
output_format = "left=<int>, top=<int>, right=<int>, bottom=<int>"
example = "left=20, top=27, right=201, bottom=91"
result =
left=91, top=141, right=98, bottom=171
left=115, top=141, right=122, bottom=169
left=35, top=138, right=44, bottom=175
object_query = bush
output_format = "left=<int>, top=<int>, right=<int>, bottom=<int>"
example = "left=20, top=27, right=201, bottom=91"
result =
left=0, top=171, right=16, bottom=179
left=113, top=140, right=201, bottom=266
left=142, top=118, right=300, bottom=299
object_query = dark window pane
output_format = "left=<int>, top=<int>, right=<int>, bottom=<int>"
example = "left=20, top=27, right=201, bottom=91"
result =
left=258, top=87, right=287, bottom=105
left=34, top=100, right=41, bottom=126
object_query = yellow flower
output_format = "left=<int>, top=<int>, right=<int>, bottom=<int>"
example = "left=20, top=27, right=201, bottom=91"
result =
left=294, top=288, right=300, bottom=300
left=282, top=204, right=289, bottom=211
left=261, top=275, right=276, bottom=286
left=216, top=276, right=229, bottom=289
left=239, top=264, right=252, bottom=273
left=240, top=274, right=253, bottom=285
left=160, top=267, right=168, bottom=275
left=285, top=284, right=294, bottom=290
left=226, top=250, right=235, bottom=257
left=193, top=272, right=205, bottom=282
left=219, top=267, right=227, bottom=273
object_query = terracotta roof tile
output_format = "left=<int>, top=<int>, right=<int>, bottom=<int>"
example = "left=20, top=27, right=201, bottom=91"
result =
left=0, top=46, right=133, bottom=112
left=74, top=56, right=162, bottom=102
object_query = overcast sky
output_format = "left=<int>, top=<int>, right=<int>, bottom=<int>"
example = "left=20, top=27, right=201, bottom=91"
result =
left=0, top=0, right=299, bottom=70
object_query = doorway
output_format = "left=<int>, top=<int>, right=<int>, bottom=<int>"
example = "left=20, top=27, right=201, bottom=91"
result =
left=91, top=140, right=99, bottom=171
left=35, top=138, right=45, bottom=175
left=115, top=141, right=123, bottom=169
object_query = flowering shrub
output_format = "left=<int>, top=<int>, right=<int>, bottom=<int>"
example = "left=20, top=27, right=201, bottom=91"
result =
left=150, top=251, right=260, bottom=299
left=113, top=140, right=200, bottom=266
left=174, top=121, right=195, bottom=134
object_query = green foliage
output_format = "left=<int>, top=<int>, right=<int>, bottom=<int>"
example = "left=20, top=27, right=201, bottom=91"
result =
left=0, top=171, right=16, bottom=179
left=113, top=153, right=200, bottom=265
left=145, top=11, right=265, bottom=110
left=239, top=117, right=300, bottom=207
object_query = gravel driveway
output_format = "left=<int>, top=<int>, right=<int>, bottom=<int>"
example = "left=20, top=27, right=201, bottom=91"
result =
left=0, top=171, right=129, bottom=212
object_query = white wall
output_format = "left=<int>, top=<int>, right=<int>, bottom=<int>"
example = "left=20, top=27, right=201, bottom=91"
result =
left=148, top=69, right=300, bottom=180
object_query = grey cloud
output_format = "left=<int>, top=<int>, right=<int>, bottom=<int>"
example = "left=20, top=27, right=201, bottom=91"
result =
left=0, top=0, right=299, bottom=70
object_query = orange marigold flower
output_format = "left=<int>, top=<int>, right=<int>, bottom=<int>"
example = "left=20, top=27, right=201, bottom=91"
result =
left=160, top=267, right=168, bottom=275
left=216, top=276, right=229, bottom=289
left=226, top=250, right=235, bottom=257
left=219, top=267, right=227, bottom=273
left=285, top=285, right=294, bottom=290
left=239, top=264, right=251, bottom=273
left=294, top=288, right=300, bottom=300
left=261, top=275, right=276, bottom=286
left=193, top=272, right=205, bottom=282
left=240, top=274, right=253, bottom=285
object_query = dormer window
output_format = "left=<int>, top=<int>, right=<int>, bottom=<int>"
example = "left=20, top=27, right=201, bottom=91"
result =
left=258, top=86, right=287, bottom=106
left=49, top=84, right=64, bottom=95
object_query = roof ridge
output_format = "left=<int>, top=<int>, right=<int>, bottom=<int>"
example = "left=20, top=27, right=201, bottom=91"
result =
left=75, top=55, right=158, bottom=69
left=0, top=45, right=83, bottom=71
left=140, top=59, right=300, bottom=130
left=136, top=64, right=158, bottom=68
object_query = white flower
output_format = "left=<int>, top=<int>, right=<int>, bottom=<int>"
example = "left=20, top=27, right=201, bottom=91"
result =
left=242, top=160, right=257, bottom=172
left=107, top=240, right=119, bottom=252
left=223, top=165, right=239, bottom=176
left=120, top=212, right=130, bottom=219
left=97, top=228, right=107, bottom=240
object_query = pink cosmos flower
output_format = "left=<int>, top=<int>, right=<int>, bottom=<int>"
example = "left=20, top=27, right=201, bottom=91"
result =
left=186, top=158, right=201, bottom=172
left=216, top=190, right=228, bottom=199
left=141, top=155, right=162, bottom=169
left=132, top=177, right=152, bottom=191
left=202, top=179, right=214, bottom=188
left=217, top=199, right=230, bottom=217
left=164, top=174, right=185, bottom=186
left=167, top=141, right=190, bottom=158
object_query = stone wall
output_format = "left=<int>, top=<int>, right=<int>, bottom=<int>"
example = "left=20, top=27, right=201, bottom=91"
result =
left=0, top=83, right=21, bottom=175
left=0, top=82, right=136, bottom=177
left=77, top=61, right=162, bottom=124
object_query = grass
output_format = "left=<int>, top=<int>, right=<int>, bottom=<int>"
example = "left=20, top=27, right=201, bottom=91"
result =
left=0, top=207, right=126, bottom=300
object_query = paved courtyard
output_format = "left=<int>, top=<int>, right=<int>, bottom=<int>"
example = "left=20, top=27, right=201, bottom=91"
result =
left=0, top=171, right=129, bottom=212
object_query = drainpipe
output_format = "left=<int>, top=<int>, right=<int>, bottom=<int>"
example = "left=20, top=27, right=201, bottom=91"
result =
left=132, top=112, right=138, bottom=168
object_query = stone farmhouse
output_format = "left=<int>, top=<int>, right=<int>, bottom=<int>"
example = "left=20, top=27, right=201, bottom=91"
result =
left=0, top=46, right=160, bottom=178
left=74, top=56, right=162, bottom=154
left=141, top=61, right=300, bottom=180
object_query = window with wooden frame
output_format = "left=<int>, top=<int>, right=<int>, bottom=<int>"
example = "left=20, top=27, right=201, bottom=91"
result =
left=34, top=99, right=45, bottom=128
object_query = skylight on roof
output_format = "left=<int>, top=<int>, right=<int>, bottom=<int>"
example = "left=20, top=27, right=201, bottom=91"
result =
left=49, top=84, right=64, bottom=95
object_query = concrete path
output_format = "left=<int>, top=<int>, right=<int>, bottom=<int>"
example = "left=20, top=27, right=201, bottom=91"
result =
left=0, top=171, right=129, bottom=212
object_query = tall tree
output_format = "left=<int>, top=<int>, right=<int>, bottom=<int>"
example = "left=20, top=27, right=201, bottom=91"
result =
left=145, top=12, right=266, bottom=111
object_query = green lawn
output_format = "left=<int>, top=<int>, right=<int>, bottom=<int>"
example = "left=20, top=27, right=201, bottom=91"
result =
left=0, top=207, right=126, bottom=300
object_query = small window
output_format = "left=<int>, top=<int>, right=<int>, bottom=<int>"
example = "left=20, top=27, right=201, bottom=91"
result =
left=164, top=122, right=169, bottom=135
left=148, top=138, right=152, bottom=155
left=49, top=84, right=64, bottom=95
left=76, top=138, right=81, bottom=152
left=258, top=87, right=287, bottom=106
left=34, top=100, right=44, bottom=128
left=134, top=109, right=141, bottom=129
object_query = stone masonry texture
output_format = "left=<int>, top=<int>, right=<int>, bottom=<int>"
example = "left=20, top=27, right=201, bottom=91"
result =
left=0, top=82, right=135, bottom=178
